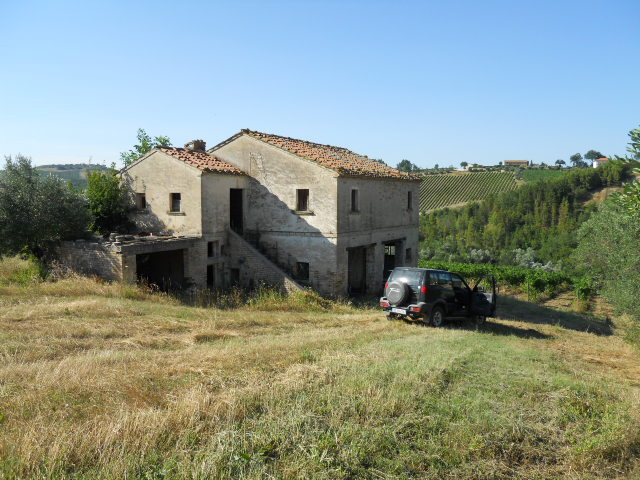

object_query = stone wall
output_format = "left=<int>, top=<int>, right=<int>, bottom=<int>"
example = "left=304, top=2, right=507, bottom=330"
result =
left=226, top=229, right=302, bottom=293
left=55, top=241, right=127, bottom=282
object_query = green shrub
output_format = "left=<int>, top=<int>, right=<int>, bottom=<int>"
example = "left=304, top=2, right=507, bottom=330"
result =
left=0, top=255, right=46, bottom=285
left=419, top=260, right=575, bottom=296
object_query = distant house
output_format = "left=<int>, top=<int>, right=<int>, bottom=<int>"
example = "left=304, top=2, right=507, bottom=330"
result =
left=504, top=160, right=530, bottom=168
left=592, top=157, right=609, bottom=168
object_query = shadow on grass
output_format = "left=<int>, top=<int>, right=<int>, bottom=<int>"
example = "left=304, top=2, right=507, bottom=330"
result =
left=403, top=317, right=553, bottom=340
left=496, top=295, right=613, bottom=336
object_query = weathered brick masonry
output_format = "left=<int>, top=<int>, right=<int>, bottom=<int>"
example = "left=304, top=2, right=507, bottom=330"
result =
left=56, top=241, right=126, bottom=281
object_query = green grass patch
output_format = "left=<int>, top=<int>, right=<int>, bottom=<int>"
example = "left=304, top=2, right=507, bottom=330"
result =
left=521, top=169, right=568, bottom=182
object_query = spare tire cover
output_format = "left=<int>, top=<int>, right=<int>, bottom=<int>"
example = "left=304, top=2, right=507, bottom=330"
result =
left=386, top=281, right=408, bottom=306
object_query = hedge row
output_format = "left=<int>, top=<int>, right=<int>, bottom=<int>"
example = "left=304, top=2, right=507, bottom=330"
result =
left=418, top=260, right=593, bottom=299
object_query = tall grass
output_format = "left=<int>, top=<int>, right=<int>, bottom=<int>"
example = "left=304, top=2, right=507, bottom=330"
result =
left=1, top=256, right=639, bottom=478
left=188, top=285, right=360, bottom=313
left=0, top=255, right=46, bottom=285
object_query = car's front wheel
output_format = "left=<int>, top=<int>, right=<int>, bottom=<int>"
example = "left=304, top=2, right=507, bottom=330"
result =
left=474, top=315, right=487, bottom=326
left=428, top=306, right=445, bottom=327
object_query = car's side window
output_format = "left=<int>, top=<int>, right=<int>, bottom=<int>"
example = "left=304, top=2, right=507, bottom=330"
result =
left=436, top=272, right=452, bottom=286
left=451, top=275, right=463, bottom=289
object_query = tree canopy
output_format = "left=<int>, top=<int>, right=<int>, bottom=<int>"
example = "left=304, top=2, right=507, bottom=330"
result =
left=0, top=155, right=90, bottom=255
left=573, top=126, right=640, bottom=321
left=569, top=153, right=587, bottom=167
left=584, top=149, right=605, bottom=161
left=87, top=166, right=132, bottom=234
left=120, top=129, right=171, bottom=167
left=396, top=159, right=420, bottom=172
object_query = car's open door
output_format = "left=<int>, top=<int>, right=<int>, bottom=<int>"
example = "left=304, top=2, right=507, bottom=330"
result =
left=470, top=275, right=497, bottom=317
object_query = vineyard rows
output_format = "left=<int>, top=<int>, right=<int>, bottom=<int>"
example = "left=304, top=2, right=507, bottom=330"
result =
left=419, top=171, right=518, bottom=211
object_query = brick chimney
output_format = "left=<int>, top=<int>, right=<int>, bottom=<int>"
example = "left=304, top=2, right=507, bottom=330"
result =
left=184, top=139, right=206, bottom=152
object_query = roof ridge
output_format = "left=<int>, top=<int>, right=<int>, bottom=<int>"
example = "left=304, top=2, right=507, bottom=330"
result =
left=242, top=129, right=364, bottom=157
left=157, top=146, right=244, bottom=175
left=240, top=129, right=421, bottom=181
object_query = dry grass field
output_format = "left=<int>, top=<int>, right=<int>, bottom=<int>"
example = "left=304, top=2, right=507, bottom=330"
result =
left=1, top=257, right=639, bottom=479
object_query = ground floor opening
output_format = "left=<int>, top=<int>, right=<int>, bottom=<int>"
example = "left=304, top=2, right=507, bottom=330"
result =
left=136, top=249, right=185, bottom=291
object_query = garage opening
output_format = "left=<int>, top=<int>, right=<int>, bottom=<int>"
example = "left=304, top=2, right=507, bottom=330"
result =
left=136, top=249, right=185, bottom=291
left=383, top=242, right=397, bottom=281
left=348, top=247, right=366, bottom=295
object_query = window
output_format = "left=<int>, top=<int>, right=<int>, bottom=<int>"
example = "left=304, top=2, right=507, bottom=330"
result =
left=387, top=269, right=423, bottom=286
left=207, top=241, right=219, bottom=258
left=384, top=245, right=396, bottom=256
left=296, top=189, right=309, bottom=211
left=350, top=189, right=359, bottom=212
left=170, top=193, right=181, bottom=212
left=436, top=271, right=452, bottom=286
left=405, top=248, right=412, bottom=263
left=295, top=262, right=310, bottom=281
left=135, top=193, right=146, bottom=210
left=407, top=191, right=413, bottom=210
left=451, top=274, right=464, bottom=289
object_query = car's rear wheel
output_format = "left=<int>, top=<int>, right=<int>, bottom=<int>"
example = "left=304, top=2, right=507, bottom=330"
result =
left=386, top=312, right=398, bottom=320
left=429, top=306, right=445, bottom=327
left=474, top=315, right=486, bottom=326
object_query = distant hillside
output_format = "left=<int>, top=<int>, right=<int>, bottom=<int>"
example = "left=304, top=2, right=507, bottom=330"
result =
left=420, top=162, right=630, bottom=266
left=419, top=171, right=519, bottom=211
left=519, top=169, right=569, bottom=182
left=36, top=164, right=108, bottom=189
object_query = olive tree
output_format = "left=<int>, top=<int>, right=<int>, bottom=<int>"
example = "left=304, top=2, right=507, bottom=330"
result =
left=0, top=155, right=90, bottom=255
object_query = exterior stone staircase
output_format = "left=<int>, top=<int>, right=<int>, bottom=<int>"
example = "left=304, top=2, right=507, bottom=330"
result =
left=226, top=229, right=302, bottom=293
left=240, top=230, right=300, bottom=280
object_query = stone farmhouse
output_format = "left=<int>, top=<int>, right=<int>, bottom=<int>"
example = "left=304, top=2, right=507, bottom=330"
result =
left=503, top=160, right=530, bottom=168
left=58, top=130, right=420, bottom=297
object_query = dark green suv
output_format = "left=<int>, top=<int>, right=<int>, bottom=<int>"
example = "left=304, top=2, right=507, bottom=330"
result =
left=379, top=267, right=496, bottom=326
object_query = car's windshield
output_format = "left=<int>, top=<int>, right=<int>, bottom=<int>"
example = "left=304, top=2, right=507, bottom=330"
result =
left=388, top=270, right=423, bottom=286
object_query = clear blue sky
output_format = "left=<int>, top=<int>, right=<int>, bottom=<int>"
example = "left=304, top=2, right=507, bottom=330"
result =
left=1, top=0, right=638, bottom=168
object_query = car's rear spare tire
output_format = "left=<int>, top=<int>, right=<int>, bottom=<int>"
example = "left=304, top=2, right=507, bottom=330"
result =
left=386, top=281, right=409, bottom=306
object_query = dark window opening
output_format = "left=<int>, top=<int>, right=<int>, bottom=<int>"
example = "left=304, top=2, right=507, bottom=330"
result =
left=351, top=189, right=359, bottom=212
left=296, top=189, right=309, bottom=211
left=405, top=248, right=412, bottom=263
left=207, top=241, right=219, bottom=258
left=170, top=193, right=181, bottom=212
left=230, top=268, right=240, bottom=285
left=135, top=193, right=146, bottom=210
left=295, top=262, right=310, bottom=281
left=207, top=265, right=214, bottom=288
left=407, top=191, right=412, bottom=210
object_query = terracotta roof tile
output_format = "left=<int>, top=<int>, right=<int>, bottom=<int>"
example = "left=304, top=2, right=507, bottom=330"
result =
left=240, top=129, right=421, bottom=181
left=157, top=147, right=244, bottom=175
